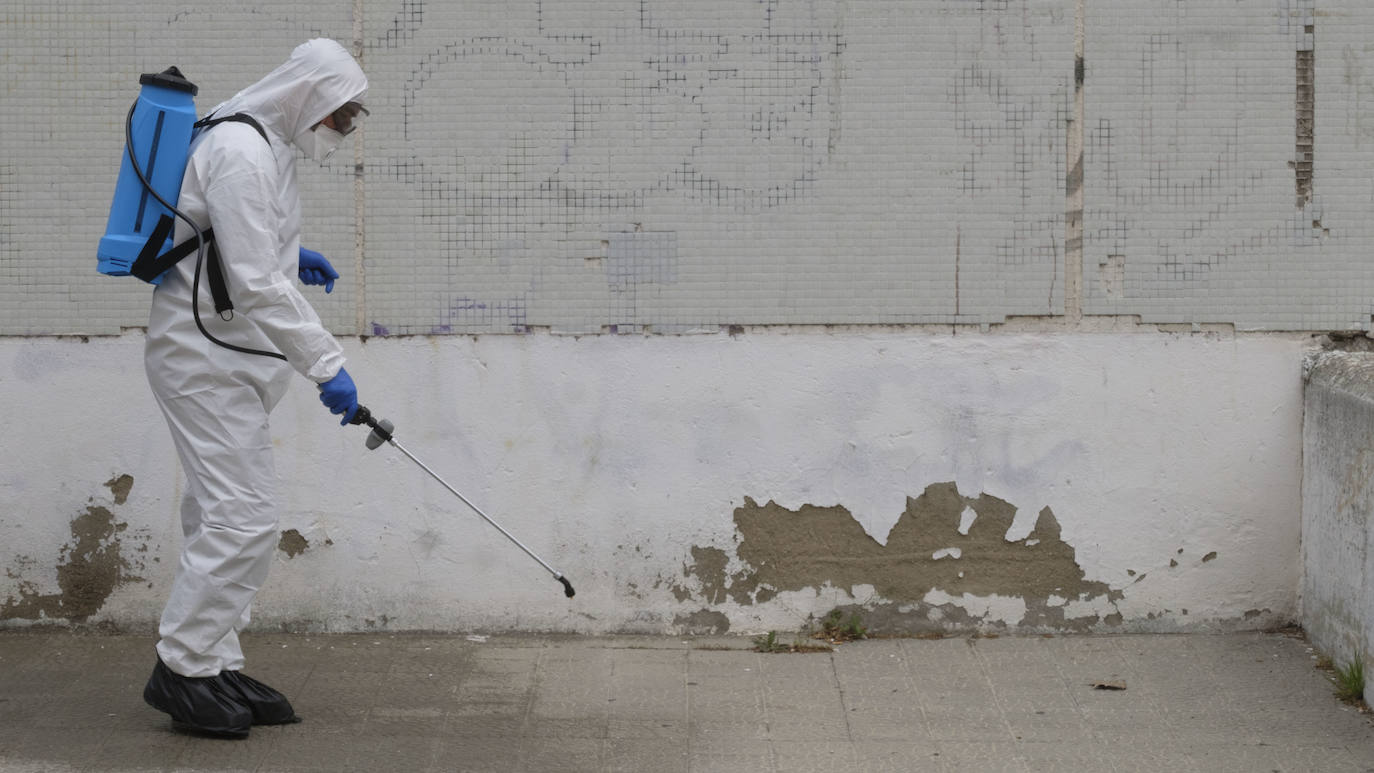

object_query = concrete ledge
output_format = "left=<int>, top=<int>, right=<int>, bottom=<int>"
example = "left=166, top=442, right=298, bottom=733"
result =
left=1302, top=351, right=1374, bottom=704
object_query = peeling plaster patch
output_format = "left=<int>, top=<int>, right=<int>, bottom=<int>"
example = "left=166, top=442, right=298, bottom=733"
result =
left=104, top=475, right=133, bottom=506
left=1004, top=507, right=1040, bottom=542
left=670, top=545, right=774, bottom=605
left=709, top=482, right=1122, bottom=631
left=831, top=600, right=995, bottom=635
left=1063, top=594, right=1121, bottom=623
left=673, top=608, right=731, bottom=635
left=278, top=530, right=308, bottom=559
left=924, top=589, right=1026, bottom=627
left=932, top=548, right=962, bottom=560
left=957, top=506, right=977, bottom=536
left=682, top=546, right=731, bottom=603
left=1, top=503, right=145, bottom=622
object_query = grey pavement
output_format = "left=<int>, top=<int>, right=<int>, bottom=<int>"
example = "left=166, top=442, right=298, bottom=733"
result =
left=1, top=630, right=1372, bottom=772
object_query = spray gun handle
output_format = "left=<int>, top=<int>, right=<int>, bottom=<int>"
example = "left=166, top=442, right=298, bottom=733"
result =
left=350, top=404, right=395, bottom=449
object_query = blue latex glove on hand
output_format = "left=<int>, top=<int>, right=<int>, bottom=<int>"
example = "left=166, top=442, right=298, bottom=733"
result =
left=318, top=368, right=359, bottom=426
left=298, top=247, right=339, bottom=293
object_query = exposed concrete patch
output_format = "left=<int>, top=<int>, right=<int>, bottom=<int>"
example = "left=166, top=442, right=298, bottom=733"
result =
left=104, top=474, right=133, bottom=506
left=679, top=482, right=1123, bottom=633
left=278, top=529, right=309, bottom=559
left=668, top=546, right=774, bottom=606
left=1, top=495, right=146, bottom=623
left=687, top=546, right=732, bottom=603
left=673, top=608, right=731, bottom=635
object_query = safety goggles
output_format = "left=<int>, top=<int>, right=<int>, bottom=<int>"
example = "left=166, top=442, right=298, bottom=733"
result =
left=327, top=102, right=370, bottom=137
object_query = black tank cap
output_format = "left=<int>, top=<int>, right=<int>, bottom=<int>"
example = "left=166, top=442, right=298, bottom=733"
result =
left=139, top=66, right=198, bottom=96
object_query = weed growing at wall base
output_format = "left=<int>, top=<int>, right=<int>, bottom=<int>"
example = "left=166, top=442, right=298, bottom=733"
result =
left=1316, top=651, right=1369, bottom=710
left=816, top=608, right=868, bottom=643
left=752, top=631, right=831, bottom=654
left=1333, top=655, right=1366, bottom=705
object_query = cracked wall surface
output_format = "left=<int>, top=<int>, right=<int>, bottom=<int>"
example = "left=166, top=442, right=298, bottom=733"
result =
left=0, top=270, right=1307, bottom=634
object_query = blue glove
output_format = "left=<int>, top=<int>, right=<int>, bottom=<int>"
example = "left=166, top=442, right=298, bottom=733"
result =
left=318, top=368, right=359, bottom=426
left=298, top=247, right=339, bottom=293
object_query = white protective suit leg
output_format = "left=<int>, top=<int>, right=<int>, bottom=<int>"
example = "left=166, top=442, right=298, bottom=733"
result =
left=152, top=375, right=290, bottom=678
left=168, top=490, right=254, bottom=672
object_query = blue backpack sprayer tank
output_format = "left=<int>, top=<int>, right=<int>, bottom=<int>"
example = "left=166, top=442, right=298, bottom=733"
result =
left=97, top=67, right=199, bottom=283
left=97, top=67, right=284, bottom=361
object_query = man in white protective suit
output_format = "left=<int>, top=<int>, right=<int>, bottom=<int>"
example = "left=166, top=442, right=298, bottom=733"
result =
left=141, top=39, right=369, bottom=738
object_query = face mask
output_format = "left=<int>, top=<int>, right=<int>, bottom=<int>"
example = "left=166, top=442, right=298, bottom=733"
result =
left=298, top=125, right=346, bottom=162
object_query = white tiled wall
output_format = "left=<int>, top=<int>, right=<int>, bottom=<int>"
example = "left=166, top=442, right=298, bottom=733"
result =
left=3, top=1, right=1368, bottom=334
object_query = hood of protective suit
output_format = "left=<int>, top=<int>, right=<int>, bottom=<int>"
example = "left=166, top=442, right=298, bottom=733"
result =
left=209, top=39, right=367, bottom=152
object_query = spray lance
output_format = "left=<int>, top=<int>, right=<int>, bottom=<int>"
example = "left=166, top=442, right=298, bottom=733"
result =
left=346, top=405, right=576, bottom=599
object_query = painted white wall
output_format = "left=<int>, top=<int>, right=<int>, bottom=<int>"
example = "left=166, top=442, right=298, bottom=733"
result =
left=2, top=330, right=1309, bottom=634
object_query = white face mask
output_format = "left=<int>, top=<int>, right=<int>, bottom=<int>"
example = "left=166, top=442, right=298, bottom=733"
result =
left=299, top=124, right=346, bottom=162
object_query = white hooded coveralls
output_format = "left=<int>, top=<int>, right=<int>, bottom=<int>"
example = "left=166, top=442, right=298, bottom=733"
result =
left=145, top=39, right=367, bottom=678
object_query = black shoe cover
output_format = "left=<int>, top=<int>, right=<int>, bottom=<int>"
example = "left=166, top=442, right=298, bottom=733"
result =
left=143, top=659, right=252, bottom=738
left=218, top=670, right=301, bottom=725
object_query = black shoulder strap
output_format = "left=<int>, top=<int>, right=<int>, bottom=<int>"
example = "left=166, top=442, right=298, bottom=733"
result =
left=130, top=215, right=209, bottom=283
left=203, top=239, right=233, bottom=316
left=192, top=112, right=270, bottom=146
left=130, top=215, right=232, bottom=316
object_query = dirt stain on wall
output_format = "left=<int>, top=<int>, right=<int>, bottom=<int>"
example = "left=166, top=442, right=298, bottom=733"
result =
left=671, top=545, right=776, bottom=606
left=2, top=475, right=146, bottom=623
left=678, top=482, right=1123, bottom=632
left=673, top=608, right=731, bottom=635
left=278, top=529, right=309, bottom=558
left=105, top=474, right=134, bottom=505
